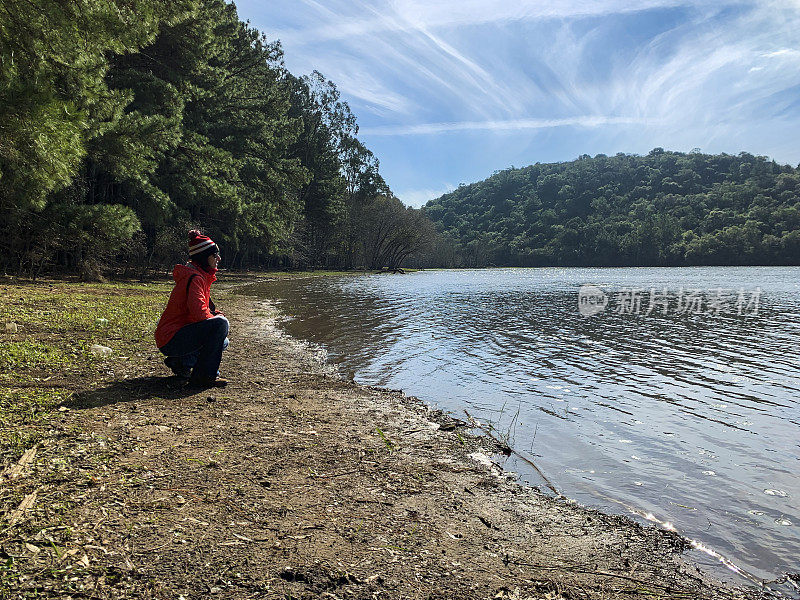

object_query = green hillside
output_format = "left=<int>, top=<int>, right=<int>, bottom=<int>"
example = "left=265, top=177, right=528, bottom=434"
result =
left=423, top=149, right=800, bottom=267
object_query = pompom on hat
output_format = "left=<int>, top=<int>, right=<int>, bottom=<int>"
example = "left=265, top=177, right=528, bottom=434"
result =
left=188, top=230, right=218, bottom=257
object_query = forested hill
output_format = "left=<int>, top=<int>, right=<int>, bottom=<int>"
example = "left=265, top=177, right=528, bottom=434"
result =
left=423, top=150, right=800, bottom=267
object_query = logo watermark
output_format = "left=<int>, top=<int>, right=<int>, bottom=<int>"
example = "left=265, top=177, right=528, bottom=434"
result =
left=577, top=285, right=761, bottom=317
left=578, top=285, right=608, bottom=317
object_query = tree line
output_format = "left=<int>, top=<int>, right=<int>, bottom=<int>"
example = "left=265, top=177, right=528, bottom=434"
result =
left=423, top=149, right=800, bottom=267
left=0, top=0, right=433, bottom=278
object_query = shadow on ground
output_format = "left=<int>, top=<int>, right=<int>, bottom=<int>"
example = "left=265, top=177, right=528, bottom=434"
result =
left=67, top=376, right=199, bottom=409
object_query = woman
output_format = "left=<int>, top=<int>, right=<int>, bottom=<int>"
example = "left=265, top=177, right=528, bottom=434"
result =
left=155, top=230, right=229, bottom=388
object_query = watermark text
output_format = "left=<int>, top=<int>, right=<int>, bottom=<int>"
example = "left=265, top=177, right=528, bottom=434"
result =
left=578, top=285, right=761, bottom=317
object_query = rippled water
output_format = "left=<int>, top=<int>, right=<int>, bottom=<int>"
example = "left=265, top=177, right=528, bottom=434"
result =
left=248, top=267, right=800, bottom=586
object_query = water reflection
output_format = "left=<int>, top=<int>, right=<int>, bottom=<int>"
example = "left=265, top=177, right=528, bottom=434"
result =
left=246, top=267, right=800, bottom=584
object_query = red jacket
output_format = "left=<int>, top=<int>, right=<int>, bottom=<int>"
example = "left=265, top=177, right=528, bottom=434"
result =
left=155, top=262, right=219, bottom=348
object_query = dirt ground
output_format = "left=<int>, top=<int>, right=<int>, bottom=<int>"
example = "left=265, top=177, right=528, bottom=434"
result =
left=1, top=289, right=773, bottom=599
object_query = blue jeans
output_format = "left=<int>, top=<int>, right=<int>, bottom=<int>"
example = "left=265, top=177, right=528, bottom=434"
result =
left=159, top=316, right=229, bottom=380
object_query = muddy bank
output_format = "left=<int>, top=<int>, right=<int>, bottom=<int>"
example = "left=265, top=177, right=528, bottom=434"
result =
left=1, top=288, right=766, bottom=599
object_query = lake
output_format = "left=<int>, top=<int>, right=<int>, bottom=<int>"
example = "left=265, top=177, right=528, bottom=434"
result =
left=248, top=267, right=800, bottom=587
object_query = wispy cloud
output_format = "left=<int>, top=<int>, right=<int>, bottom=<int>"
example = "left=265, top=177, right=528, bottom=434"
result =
left=273, top=0, right=724, bottom=46
left=362, top=116, right=647, bottom=136
left=612, top=2, right=800, bottom=132
left=761, top=48, right=800, bottom=59
left=321, top=67, right=417, bottom=116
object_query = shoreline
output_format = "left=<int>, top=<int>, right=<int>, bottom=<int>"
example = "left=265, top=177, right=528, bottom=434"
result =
left=240, top=269, right=798, bottom=592
left=0, top=281, right=774, bottom=598
left=246, top=289, right=791, bottom=597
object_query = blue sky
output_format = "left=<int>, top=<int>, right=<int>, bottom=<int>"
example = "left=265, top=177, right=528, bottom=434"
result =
left=232, top=0, right=800, bottom=207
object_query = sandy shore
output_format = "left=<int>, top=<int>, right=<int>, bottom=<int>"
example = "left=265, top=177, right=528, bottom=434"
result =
left=2, top=289, right=764, bottom=599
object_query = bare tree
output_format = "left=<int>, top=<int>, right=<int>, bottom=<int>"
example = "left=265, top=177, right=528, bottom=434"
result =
left=362, top=195, right=436, bottom=270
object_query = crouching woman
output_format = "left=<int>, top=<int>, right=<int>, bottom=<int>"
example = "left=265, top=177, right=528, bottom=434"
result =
left=155, top=230, right=229, bottom=388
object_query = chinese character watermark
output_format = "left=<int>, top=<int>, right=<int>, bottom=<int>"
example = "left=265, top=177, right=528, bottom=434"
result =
left=577, top=284, right=761, bottom=317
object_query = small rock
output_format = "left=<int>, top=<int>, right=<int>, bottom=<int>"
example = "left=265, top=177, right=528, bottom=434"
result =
left=5, top=322, right=18, bottom=333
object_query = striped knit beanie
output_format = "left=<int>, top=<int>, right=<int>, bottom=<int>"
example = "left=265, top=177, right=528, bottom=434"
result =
left=188, top=230, right=218, bottom=257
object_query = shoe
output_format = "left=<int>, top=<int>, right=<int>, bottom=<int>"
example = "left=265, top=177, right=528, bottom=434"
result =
left=164, top=357, right=191, bottom=379
left=187, top=376, right=228, bottom=389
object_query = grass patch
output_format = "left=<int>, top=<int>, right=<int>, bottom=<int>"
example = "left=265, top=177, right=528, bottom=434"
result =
left=2, top=283, right=168, bottom=340
left=0, top=279, right=171, bottom=461
left=0, top=340, right=76, bottom=373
